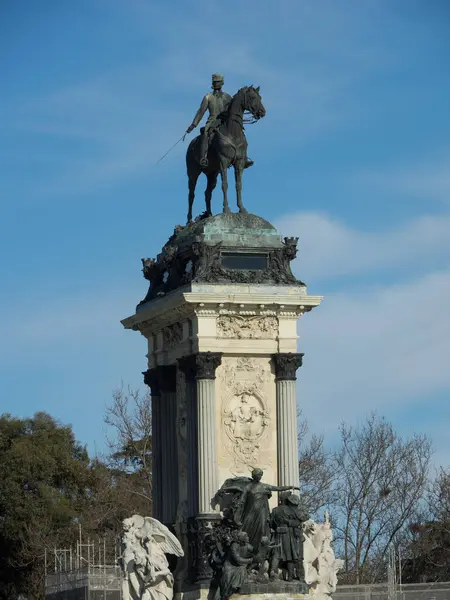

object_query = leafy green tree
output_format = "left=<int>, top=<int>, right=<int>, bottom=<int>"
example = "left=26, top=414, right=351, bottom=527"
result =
left=0, top=412, right=90, bottom=599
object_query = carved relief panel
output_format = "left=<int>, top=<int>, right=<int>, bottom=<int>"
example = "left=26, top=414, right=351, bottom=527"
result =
left=217, top=315, right=278, bottom=339
left=163, top=322, right=183, bottom=349
left=217, top=356, right=277, bottom=480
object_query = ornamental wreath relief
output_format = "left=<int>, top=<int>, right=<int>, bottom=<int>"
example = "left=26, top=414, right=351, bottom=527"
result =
left=220, top=358, right=272, bottom=470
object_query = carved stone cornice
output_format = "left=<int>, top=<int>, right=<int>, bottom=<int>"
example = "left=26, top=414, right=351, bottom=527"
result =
left=196, top=352, right=222, bottom=380
left=122, top=291, right=323, bottom=339
left=272, top=352, right=304, bottom=381
left=136, top=217, right=305, bottom=306
left=143, top=365, right=177, bottom=394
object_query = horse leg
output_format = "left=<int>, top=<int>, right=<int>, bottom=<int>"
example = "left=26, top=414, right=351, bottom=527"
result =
left=220, top=161, right=230, bottom=213
left=205, top=171, right=218, bottom=216
left=234, top=161, right=247, bottom=214
left=187, top=168, right=200, bottom=223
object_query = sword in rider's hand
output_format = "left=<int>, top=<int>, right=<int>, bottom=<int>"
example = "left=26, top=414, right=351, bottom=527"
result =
left=155, top=132, right=188, bottom=165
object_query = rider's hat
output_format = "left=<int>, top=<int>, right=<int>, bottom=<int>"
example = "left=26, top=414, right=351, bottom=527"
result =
left=212, top=73, right=224, bottom=82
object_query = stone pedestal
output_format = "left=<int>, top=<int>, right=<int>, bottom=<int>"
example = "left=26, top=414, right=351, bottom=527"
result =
left=121, top=213, right=322, bottom=591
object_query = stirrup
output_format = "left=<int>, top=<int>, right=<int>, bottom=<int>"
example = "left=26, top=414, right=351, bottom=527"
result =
left=244, top=159, right=254, bottom=169
left=200, top=157, right=208, bottom=167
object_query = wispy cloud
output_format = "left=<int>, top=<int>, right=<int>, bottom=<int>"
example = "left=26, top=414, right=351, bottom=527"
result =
left=0, top=283, right=142, bottom=366
left=276, top=210, right=450, bottom=283
left=353, top=156, right=450, bottom=204
left=6, top=0, right=400, bottom=194
left=274, top=206, right=450, bottom=464
left=299, top=268, right=450, bottom=460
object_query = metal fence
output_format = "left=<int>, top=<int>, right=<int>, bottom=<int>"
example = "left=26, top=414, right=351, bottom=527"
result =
left=334, top=582, right=450, bottom=600
left=45, top=567, right=121, bottom=600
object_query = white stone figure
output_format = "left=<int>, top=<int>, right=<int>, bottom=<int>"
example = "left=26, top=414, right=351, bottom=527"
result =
left=303, top=511, right=344, bottom=600
left=121, top=514, right=184, bottom=600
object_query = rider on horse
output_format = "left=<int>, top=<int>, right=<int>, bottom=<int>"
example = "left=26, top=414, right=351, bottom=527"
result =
left=186, top=73, right=254, bottom=169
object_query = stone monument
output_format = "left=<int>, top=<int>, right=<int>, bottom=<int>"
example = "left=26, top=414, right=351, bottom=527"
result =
left=121, top=77, right=325, bottom=599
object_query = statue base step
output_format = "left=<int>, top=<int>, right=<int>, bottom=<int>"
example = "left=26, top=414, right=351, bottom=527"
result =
left=177, top=591, right=308, bottom=600
left=241, top=581, right=309, bottom=595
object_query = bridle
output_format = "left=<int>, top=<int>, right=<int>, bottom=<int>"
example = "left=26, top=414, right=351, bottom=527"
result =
left=229, top=88, right=263, bottom=128
left=243, top=87, right=263, bottom=124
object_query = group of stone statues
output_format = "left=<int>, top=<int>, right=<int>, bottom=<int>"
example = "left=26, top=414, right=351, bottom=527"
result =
left=212, top=469, right=304, bottom=580
left=208, top=469, right=307, bottom=598
left=120, top=470, right=342, bottom=600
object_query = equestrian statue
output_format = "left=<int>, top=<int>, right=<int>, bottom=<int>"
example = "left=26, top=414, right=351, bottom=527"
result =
left=185, top=73, right=266, bottom=223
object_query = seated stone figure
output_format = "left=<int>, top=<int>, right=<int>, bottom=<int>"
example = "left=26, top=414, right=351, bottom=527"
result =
left=209, top=530, right=254, bottom=600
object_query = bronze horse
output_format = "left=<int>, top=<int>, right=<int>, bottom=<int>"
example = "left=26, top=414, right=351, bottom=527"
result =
left=186, top=85, right=266, bottom=223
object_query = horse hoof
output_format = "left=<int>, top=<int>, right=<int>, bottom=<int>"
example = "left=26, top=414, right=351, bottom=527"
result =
left=239, top=207, right=248, bottom=214
left=223, top=207, right=231, bottom=214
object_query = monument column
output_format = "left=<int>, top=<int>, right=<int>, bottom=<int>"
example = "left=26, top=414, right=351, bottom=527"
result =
left=273, top=353, right=304, bottom=489
left=143, top=368, right=163, bottom=521
left=195, top=352, right=222, bottom=514
left=178, top=355, right=198, bottom=517
left=144, top=365, right=178, bottom=525
left=159, top=365, right=178, bottom=524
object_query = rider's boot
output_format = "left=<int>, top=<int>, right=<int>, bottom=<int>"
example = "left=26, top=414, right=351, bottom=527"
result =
left=244, top=156, right=254, bottom=169
left=199, top=133, right=209, bottom=167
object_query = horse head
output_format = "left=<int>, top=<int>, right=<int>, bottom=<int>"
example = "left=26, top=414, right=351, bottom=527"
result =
left=240, top=85, right=266, bottom=121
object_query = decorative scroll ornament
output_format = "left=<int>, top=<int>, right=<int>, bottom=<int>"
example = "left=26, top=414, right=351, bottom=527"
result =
left=236, top=357, right=255, bottom=371
left=217, top=315, right=278, bottom=339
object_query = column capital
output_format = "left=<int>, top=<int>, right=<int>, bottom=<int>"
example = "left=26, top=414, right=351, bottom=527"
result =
left=143, top=365, right=177, bottom=393
left=195, top=352, right=222, bottom=380
left=178, top=352, right=222, bottom=380
left=272, top=352, right=304, bottom=381
left=143, top=368, right=160, bottom=395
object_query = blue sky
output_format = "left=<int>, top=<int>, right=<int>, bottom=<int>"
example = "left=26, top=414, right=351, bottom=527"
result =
left=1, top=0, right=449, bottom=468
